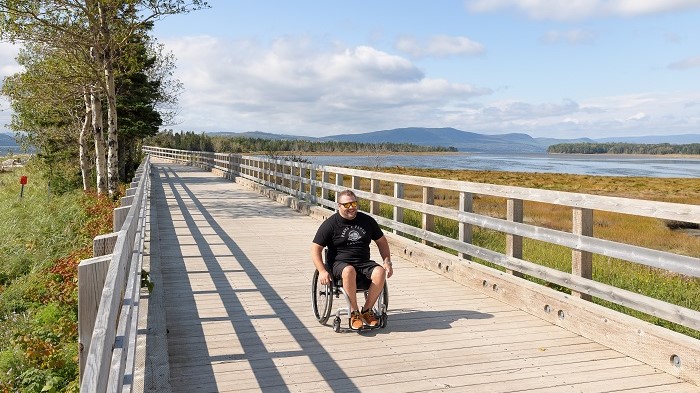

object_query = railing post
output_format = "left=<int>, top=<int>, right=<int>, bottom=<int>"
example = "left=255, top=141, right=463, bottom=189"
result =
left=288, top=162, right=296, bottom=191
left=422, top=186, right=434, bottom=245
left=321, top=170, right=329, bottom=203
left=459, top=191, right=473, bottom=260
left=299, top=163, right=306, bottom=198
left=276, top=161, right=283, bottom=191
left=506, top=198, right=524, bottom=277
left=370, top=178, right=380, bottom=215
left=78, top=255, right=112, bottom=380
left=335, top=173, right=344, bottom=208
left=394, top=182, right=404, bottom=235
left=113, top=206, right=130, bottom=232
left=572, top=207, right=593, bottom=301
left=310, top=167, right=317, bottom=203
left=351, top=175, right=361, bottom=190
left=93, top=233, right=118, bottom=257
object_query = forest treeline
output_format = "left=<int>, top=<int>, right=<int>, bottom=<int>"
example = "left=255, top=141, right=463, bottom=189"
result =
left=145, top=130, right=459, bottom=154
left=547, top=142, right=700, bottom=155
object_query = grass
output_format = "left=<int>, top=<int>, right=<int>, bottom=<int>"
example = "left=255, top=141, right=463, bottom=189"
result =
left=342, top=166, right=700, bottom=338
left=0, top=160, right=117, bottom=393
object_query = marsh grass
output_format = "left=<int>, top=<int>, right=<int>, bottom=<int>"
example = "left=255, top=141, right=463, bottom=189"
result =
left=340, top=167, right=700, bottom=338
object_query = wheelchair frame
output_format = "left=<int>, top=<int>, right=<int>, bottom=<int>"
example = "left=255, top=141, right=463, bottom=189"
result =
left=311, top=264, right=389, bottom=332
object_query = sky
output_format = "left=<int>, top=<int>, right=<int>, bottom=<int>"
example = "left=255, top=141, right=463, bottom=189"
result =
left=2, top=0, right=700, bottom=139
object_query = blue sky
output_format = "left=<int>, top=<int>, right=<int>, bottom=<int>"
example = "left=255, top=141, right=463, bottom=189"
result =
left=2, top=0, right=700, bottom=139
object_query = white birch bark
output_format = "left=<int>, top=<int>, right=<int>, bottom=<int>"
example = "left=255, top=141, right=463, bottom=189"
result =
left=97, top=1, right=119, bottom=197
left=91, top=86, right=108, bottom=195
left=80, top=88, right=93, bottom=191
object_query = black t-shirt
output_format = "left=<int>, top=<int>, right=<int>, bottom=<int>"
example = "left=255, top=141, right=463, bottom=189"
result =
left=312, top=211, right=384, bottom=265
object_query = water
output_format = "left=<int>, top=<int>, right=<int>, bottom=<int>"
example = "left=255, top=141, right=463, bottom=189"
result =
left=0, top=146, right=20, bottom=157
left=304, top=153, right=700, bottom=178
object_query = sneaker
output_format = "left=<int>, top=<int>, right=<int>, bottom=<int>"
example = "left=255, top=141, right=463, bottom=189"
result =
left=361, top=308, right=379, bottom=327
left=350, top=311, right=363, bottom=330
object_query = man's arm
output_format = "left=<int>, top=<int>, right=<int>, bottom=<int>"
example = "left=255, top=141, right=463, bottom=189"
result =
left=374, top=236, right=393, bottom=278
left=311, top=242, right=332, bottom=285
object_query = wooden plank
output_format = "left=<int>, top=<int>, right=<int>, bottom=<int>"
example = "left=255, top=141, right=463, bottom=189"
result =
left=93, top=232, right=118, bottom=257
left=77, top=254, right=111, bottom=380
left=458, top=191, right=473, bottom=260
left=113, top=206, right=130, bottom=232
left=506, top=198, right=523, bottom=277
left=572, top=207, right=593, bottom=300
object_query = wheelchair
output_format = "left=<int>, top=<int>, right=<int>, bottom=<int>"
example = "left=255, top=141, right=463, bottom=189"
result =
left=311, top=261, right=389, bottom=332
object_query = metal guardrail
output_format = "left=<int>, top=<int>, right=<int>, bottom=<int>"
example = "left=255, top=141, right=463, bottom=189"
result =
left=78, top=156, right=151, bottom=393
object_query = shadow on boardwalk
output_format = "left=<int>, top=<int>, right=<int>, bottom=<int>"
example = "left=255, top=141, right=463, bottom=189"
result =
left=150, top=165, right=364, bottom=392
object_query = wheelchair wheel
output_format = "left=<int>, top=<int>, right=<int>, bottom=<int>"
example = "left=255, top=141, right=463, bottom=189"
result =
left=333, top=317, right=341, bottom=333
left=311, top=269, right=333, bottom=324
left=382, top=281, right=389, bottom=311
left=379, top=314, right=388, bottom=328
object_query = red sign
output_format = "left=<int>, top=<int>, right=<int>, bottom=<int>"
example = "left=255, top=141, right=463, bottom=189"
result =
left=20, top=176, right=27, bottom=185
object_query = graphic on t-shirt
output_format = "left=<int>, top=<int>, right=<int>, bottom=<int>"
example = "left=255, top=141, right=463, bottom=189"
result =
left=341, top=225, right=367, bottom=245
left=348, top=230, right=361, bottom=241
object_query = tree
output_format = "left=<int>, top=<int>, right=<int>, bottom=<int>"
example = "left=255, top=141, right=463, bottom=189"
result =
left=1, top=43, right=101, bottom=192
left=1, top=0, right=208, bottom=196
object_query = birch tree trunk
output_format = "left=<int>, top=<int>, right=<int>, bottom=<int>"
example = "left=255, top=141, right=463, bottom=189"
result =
left=97, top=2, right=119, bottom=197
left=80, top=88, right=93, bottom=191
left=105, top=63, right=118, bottom=196
left=91, top=87, right=108, bottom=195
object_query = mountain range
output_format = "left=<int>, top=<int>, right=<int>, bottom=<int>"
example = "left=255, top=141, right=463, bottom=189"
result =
left=5, top=128, right=700, bottom=153
left=210, top=127, right=700, bottom=153
left=0, top=133, right=17, bottom=146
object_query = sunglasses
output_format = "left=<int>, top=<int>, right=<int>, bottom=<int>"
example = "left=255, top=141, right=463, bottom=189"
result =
left=338, top=201, right=358, bottom=209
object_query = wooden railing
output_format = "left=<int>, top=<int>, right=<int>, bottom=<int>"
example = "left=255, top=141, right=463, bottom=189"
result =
left=78, top=156, right=151, bottom=393
left=143, top=146, right=700, bottom=385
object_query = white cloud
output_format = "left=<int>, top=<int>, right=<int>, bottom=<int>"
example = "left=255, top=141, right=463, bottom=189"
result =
left=541, top=29, right=597, bottom=45
left=158, top=35, right=700, bottom=138
left=0, top=42, right=22, bottom=133
left=163, top=35, right=491, bottom=135
left=0, top=42, right=22, bottom=81
left=627, top=112, right=648, bottom=121
left=668, top=55, right=700, bottom=70
left=465, top=0, right=700, bottom=20
left=450, top=92, right=700, bottom=137
left=395, top=35, right=485, bottom=58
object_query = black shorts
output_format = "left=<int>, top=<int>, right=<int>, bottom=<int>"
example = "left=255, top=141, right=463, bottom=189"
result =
left=331, top=260, right=380, bottom=281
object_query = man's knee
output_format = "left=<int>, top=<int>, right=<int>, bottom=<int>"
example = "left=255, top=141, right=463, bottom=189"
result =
left=371, top=266, right=386, bottom=282
left=342, top=265, right=357, bottom=279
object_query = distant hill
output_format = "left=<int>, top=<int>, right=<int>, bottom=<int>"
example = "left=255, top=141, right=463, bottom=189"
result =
left=319, top=127, right=596, bottom=153
left=0, top=133, right=17, bottom=146
left=202, top=128, right=700, bottom=153
left=320, top=127, right=535, bottom=152
left=208, top=131, right=316, bottom=141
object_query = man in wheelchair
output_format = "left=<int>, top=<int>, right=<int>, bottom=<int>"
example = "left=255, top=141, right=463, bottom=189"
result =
left=311, top=190, right=394, bottom=330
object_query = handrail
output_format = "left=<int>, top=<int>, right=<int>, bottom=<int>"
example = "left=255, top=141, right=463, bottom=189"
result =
left=79, top=156, right=151, bottom=393
left=142, top=145, right=700, bottom=333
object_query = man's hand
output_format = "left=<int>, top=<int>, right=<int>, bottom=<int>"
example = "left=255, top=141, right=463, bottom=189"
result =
left=383, top=261, right=393, bottom=278
left=318, top=270, right=332, bottom=286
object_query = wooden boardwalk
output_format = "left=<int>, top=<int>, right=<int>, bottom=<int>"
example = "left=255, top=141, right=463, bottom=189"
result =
left=145, top=162, right=698, bottom=393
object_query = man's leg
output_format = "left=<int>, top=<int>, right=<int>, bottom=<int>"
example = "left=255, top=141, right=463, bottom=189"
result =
left=341, top=265, right=364, bottom=330
left=362, top=265, right=386, bottom=312
left=341, top=265, right=359, bottom=311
